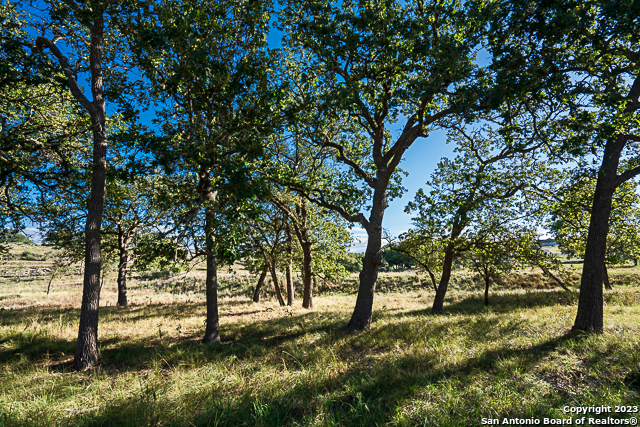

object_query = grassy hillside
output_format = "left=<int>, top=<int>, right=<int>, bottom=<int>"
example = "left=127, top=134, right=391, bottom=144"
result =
left=1, top=245, right=639, bottom=426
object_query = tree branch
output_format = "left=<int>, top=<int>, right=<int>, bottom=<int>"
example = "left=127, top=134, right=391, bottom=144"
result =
left=34, top=36, right=94, bottom=114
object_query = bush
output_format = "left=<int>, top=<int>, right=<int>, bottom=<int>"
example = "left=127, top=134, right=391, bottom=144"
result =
left=19, top=251, right=41, bottom=261
left=339, top=252, right=364, bottom=273
left=9, top=233, right=34, bottom=245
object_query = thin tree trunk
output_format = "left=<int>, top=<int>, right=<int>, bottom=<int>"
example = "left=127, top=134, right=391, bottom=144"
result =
left=573, top=143, right=619, bottom=332
left=425, top=268, right=438, bottom=293
left=116, top=250, right=129, bottom=307
left=74, top=14, right=107, bottom=371
left=432, top=247, right=455, bottom=314
left=484, top=266, right=490, bottom=307
left=285, top=225, right=294, bottom=306
left=270, top=264, right=285, bottom=306
left=116, top=229, right=129, bottom=307
left=300, top=241, right=313, bottom=308
left=291, top=202, right=314, bottom=309
left=253, top=267, right=267, bottom=302
left=202, top=210, right=220, bottom=343
left=431, top=210, right=467, bottom=315
left=537, top=261, right=571, bottom=292
left=286, top=256, right=294, bottom=306
left=46, top=264, right=64, bottom=295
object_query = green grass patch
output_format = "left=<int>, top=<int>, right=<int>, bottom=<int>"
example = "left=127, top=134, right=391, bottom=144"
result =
left=1, top=288, right=639, bottom=426
left=0, top=246, right=639, bottom=426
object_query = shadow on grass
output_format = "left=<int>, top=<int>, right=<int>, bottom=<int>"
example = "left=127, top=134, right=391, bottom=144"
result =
left=51, top=327, right=595, bottom=427
left=0, top=333, right=76, bottom=365
left=395, top=288, right=580, bottom=318
left=3, top=295, right=639, bottom=426
left=0, top=288, right=613, bottom=371
left=0, top=299, right=243, bottom=327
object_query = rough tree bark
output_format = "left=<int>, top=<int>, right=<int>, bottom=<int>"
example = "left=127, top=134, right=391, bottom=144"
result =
left=37, top=10, right=107, bottom=370
left=573, top=142, right=618, bottom=332
left=300, top=240, right=314, bottom=308
left=347, top=184, right=386, bottom=330
left=202, top=209, right=220, bottom=343
left=603, top=262, right=612, bottom=290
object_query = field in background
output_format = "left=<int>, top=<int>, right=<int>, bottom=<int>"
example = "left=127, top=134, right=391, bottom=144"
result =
left=1, top=244, right=639, bottom=426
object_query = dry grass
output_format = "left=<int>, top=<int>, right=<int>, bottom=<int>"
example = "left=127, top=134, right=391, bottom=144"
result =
left=1, top=244, right=639, bottom=426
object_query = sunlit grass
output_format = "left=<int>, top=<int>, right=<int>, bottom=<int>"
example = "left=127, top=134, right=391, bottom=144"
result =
left=1, top=245, right=639, bottom=426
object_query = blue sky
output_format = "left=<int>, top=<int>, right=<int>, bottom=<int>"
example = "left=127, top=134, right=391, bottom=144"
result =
left=348, top=129, right=454, bottom=252
left=265, top=25, right=458, bottom=251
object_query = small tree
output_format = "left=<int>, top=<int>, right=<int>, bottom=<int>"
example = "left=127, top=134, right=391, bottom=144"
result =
left=405, top=102, right=559, bottom=313
left=550, top=172, right=640, bottom=289
left=391, top=231, right=445, bottom=293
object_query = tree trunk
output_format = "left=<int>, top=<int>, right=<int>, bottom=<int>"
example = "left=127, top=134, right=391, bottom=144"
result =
left=431, top=211, right=467, bottom=315
left=270, top=264, right=286, bottom=306
left=431, top=247, right=455, bottom=314
left=293, top=203, right=314, bottom=309
left=116, top=249, right=129, bottom=307
left=286, top=256, right=294, bottom=306
left=425, top=268, right=438, bottom=293
left=300, top=241, right=313, bottom=308
left=285, top=226, right=294, bottom=306
left=253, top=267, right=267, bottom=302
left=74, top=14, right=107, bottom=371
left=347, top=185, right=385, bottom=330
left=573, top=143, right=619, bottom=332
left=484, top=267, right=490, bottom=307
left=603, top=262, right=612, bottom=290
left=116, top=227, right=129, bottom=307
left=202, top=210, right=220, bottom=343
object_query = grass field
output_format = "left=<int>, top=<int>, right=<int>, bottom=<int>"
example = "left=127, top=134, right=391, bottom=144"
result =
left=1, top=244, right=639, bottom=426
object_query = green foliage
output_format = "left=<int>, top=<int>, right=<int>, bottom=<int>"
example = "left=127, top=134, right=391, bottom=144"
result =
left=279, top=0, right=498, bottom=229
left=131, top=0, right=277, bottom=266
left=306, top=208, right=353, bottom=283
left=8, top=233, right=33, bottom=245
left=379, top=247, right=415, bottom=272
left=407, top=111, right=554, bottom=258
left=550, top=172, right=640, bottom=265
left=0, top=2, right=91, bottom=252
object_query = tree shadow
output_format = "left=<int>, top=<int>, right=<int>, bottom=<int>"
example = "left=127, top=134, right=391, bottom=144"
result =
left=392, top=288, right=579, bottom=318
left=4, top=295, right=638, bottom=426
left=68, top=328, right=595, bottom=427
